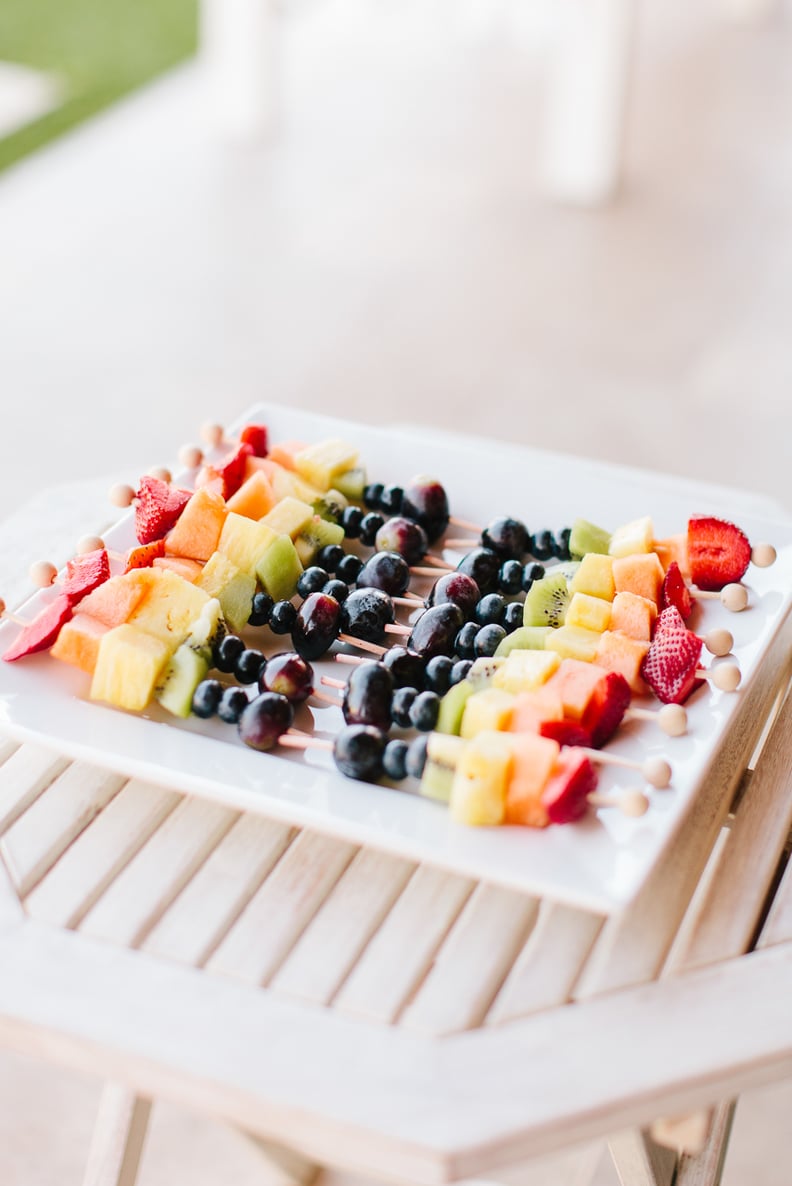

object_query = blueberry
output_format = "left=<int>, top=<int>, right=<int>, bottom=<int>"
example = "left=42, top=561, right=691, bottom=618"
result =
left=297, top=566, right=330, bottom=599
left=409, top=690, right=440, bottom=732
left=474, top=624, right=507, bottom=658
left=482, top=517, right=529, bottom=559
left=333, top=725, right=386, bottom=781
left=498, top=559, right=523, bottom=596
left=217, top=686, right=250, bottom=724
left=450, top=659, right=473, bottom=685
left=359, top=512, right=385, bottom=547
left=317, top=543, right=345, bottom=573
left=391, top=686, right=418, bottom=728
left=248, top=591, right=274, bottom=627
left=504, top=601, right=524, bottom=633
left=531, top=530, right=555, bottom=561
left=234, top=648, right=267, bottom=685
left=323, top=578, right=349, bottom=603
left=362, top=482, right=385, bottom=510
left=379, top=484, right=404, bottom=515
left=522, top=561, right=545, bottom=592
left=555, top=527, right=572, bottom=562
left=475, top=593, right=505, bottom=626
left=454, top=621, right=479, bottom=660
left=192, top=678, right=223, bottom=718
left=341, top=506, right=364, bottom=539
left=336, top=553, right=364, bottom=583
left=405, top=734, right=429, bottom=779
left=214, top=634, right=245, bottom=673
left=456, top=547, right=501, bottom=596
left=383, top=738, right=409, bottom=782
left=269, top=600, right=297, bottom=634
left=425, top=655, right=453, bottom=696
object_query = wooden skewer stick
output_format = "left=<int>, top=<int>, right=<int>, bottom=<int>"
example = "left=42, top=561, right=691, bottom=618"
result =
left=589, top=790, right=650, bottom=818
left=696, top=664, right=742, bottom=692
left=320, top=676, right=347, bottom=690
left=279, top=733, right=333, bottom=751
left=311, top=689, right=342, bottom=707
left=0, top=600, right=27, bottom=625
left=624, top=704, right=688, bottom=737
left=691, top=583, right=748, bottom=612
left=418, top=555, right=454, bottom=570
left=334, top=653, right=368, bottom=667
left=448, top=515, right=482, bottom=533
left=392, top=596, right=423, bottom=609
left=443, top=538, right=479, bottom=550
left=383, top=623, right=412, bottom=637
left=336, top=633, right=388, bottom=656
left=410, top=566, right=450, bottom=578
left=580, top=749, right=672, bottom=789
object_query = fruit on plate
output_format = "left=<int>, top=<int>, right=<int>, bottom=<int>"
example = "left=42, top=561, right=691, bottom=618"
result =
left=687, top=515, right=751, bottom=591
left=641, top=606, right=703, bottom=705
left=50, top=613, right=110, bottom=674
left=133, top=476, right=191, bottom=545
left=165, top=487, right=228, bottom=562
left=61, top=549, right=111, bottom=604
left=2, top=594, right=73, bottom=662
left=90, top=624, right=172, bottom=711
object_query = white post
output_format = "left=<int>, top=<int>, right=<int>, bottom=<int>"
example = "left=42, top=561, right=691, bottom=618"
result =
left=539, top=0, right=636, bottom=205
left=200, top=0, right=275, bottom=138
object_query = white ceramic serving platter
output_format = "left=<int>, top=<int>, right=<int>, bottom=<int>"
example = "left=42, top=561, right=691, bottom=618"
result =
left=0, top=402, right=790, bottom=915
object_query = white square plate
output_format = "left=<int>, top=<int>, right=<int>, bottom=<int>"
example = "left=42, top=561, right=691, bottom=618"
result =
left=0, top=403, right=790, bottom=914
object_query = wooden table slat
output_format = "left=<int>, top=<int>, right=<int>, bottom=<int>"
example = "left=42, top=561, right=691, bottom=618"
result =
left=0, top=744, right=71, bottom=835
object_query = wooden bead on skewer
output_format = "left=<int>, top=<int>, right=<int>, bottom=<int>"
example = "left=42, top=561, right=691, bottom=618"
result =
left=178, top=444, right=204, bottom=469
left=624, top=703, right=688, bottom=737
left=752, top=542, right=776, bottom=568
left=200, top=422, right=225, bottom=448
left=589, top=789, right=650, bottom=818
left=692, top=583, right=748, bottom=613
left=76, top=535, right=106, bottom=554
left=703, top=628, right=733, bottom=657
left=29, top=561, right=58, bottom=588
left=696, top=663, right=742, bottom=692
left=147, top=466, right=172, bottom=483
left=580, top=749, right=672, bottom=789
left=109, top=483, right=136, bottom=508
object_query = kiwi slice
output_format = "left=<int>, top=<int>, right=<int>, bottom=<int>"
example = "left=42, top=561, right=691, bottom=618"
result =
left=494, top=626, right=553, bottom=657
left=156, top=644, right=209, bottom=718
left=420, top=734, right=466, bottom=803
left=436, top=680, right=474, bottom=736
left=334, top=467, right=367, bottom=501
left=569, top=518, right=612, bottom=560
left=312, top=489, right=348, bottom=524
left=523, top=570, right=571, bottom=629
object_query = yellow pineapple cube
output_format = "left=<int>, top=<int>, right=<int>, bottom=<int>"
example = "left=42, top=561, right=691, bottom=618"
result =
left=449, top=732, right=513, bottom=826
left=544, top=624, right=602, bottom=663
left=569, top=553, right=616, bottom=601
left=90, top=624, right=172, bottom=711
left=218, top=512, right=277, bottom=576
left=196, top=552, right=256, bottom=633
left=608, top=516, right=654, bottom=558
left=294, top=438, right=360, bottom=492
left=492, top=649, right=559, bottom=694
left=459, top=688, right=516, bottom=739
left=565, top=592, right=613, bottom=633
left=126, top=569, right=211, bottom=650
left=261, top=496, right=315, bottom=539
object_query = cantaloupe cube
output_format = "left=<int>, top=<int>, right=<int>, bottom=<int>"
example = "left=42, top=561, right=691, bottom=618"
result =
left=449, top=732, right=512, bottom=826
left=165, top=487, right=227, bottom=563
left=492, top=649, right=559, bottom=694
left=268, top=439, right=307, bottom=470
left=225, top=470, right=277, bottom=520
left=261, top=496, right=315, bottom=539
left=568, top=553, right=616, bottom=601
left=257, top=459, right=321, bottom=504
left=127, top=569, right=211, bottom=651
left=610, top=591, right=657, bottom=640
left=218, top=513, right=277, bottom=576
left=90, top=624, right=172, bottom=711
left=509, top=687, right=565, bottom=733
left=504, top=733, right=560, bottom=827
left=51, top=613, right=110, bottom=675
left=154, top=557, right=203, bottom=583
left=595, top=631, right=650, bottom=694
left=566, top=592, right=613, bottom=633
left=612, top=552, right=665, bottom=606
left=460, top=688, right=516, bottom=739
left=294, top=438, right=359, bottom=492
left=609, top=516, right=654, bottom=558
left=545, top=625, right=602, bottom=663
left=77, top=571, right=151, bottom=627
left=544, top=658, right=604, bottom=721
left=654, top=533, right=690, bottom=577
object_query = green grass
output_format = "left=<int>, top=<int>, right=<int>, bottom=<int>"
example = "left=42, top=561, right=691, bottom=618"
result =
left=0, top=0, right=198, bottom=174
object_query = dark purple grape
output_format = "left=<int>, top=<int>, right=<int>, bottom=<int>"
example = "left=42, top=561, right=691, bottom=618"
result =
left=481, top=517, right=529, bottom=559
left=382, top=646, right=426, bottom=689
left=405, top=734, right=429, bottom=779
left=391, top=686, right=418, bottom=728
left=333, top=725, right=386, bottom=781
left=409, top=690, right=440, bottom=732
left=450, top=659, right=473, bottom=685
left=269, top=600, right=297, bottom=634
left=341, top=506, right=364, bottom=539
left=425, top=655, right=453, bottom=696
left=297, top=566, right=329, bottom=598
left=522, top=561, right=545, bottom=592
left=454, top=621, right=479, bottom=659
left=504, top=601, right=524, bottom=633
left=408, top=603, right=465, bottom=659
left=530, top=531, right=555, bottom=561
left=261, top=651, right=315, bottom=702
left=238, top=692, right=294, bottom=751
left=214, top=634, right=245, bottom=672
left=456, top=547, right=501, bottom=595
left=192, top=678, right=223, bottom=718
left=336, top=553, right=364, bottom=583
left=339, top=587, right=394, bottom=643
left=317, top=543, right=345, bottom=573
left=218, top=686, right=250, bottom=724
left=342, top=662, right=394, bottom=730
left=379, top=484, right=404, bottom=515
left=323, top=578, right=349, bottom=603
left=383, top=739, right=409, bottom=781
left=401, top=476, right=450, bottom=543
left=362, top=482, right=384, bottom=510
left=234, top=648, right=267, bottom=685
left=499, top=559, right=523, bottom=596
left=248, top=591, right=274, bottom=627
left=356, top=551, right=410, bottom=596
left=426, top=571, right=480, bottom=619
left=555, top=527, right=572, bottom=561
left=474, top=624, right=506, bottom=657
left=360, top=512, right=385, bottom=547
left=374, top=517, right=428, bottom=565
left=475, top=593, right=505, bottom=626
left=291, top=592, right=341, bottom=660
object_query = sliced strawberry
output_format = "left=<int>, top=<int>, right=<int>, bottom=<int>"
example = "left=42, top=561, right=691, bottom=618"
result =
left=134, top=477, right=191, bottom=545
left=125, top=539, right=166, bottom=571
left=661, top=560, right=694, bottom=621
left=193, top=467, right=226, bottom=498
left=239, top=423, right=268, bottom=458
left=688, top=515, right=751, bottom=592
left=61, top=549, right=111, bottom=604
left=540, top=750, right=598, bottom=824
left=3, top=594, right=73, bottom=662
left=581, top=671, right=631, bottom=748
left=216, top=442, right=253, bottom=499
left=538, top=719, right=592, bottom=749
left=641, top=605, right=703, bottom=704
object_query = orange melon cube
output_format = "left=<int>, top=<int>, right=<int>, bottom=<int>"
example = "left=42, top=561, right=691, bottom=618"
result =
left=153, top=556, right=204, bottom=583
left=509, top=687, right=565, bottom=734
left=654, top=533, right=691, bottom=578
left=268, top=439, right=308, bottom=470
left=225, top=470, right=277, bottom=520
left=594, top=631, right=650, bottom=694
left=504, top=733, right=560, bottom=827
left=165, top=487, right=227, bottom=563
left=125, top=539, right=166, bottom=571
left=50, top=613, right=110, bottom=675
left=77, top=571, right=150, bottom=627
left=610, top=591, right=657, bottom=641
left=612, top=552, right=665, bottom=607
left=543, top=658, right=604, bottom=721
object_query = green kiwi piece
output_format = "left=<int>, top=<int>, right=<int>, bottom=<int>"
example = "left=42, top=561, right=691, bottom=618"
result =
left=295, top=516, right=345, bottom=566
left=523, top=570, right=571, bottom=629
left=333, top=467, right=367, bottom=501
left=420, top=734, right=466, bottom=802
left=312, top=489, right=348, bottom=524
left=436, top=680, right=474, bottom=735
left=569, top=518, right=612, bottom=560
left=156, top=644, right=209, bottom=718
left=256, top=535, right=304, bottom=602
left=494, top=626, right=553, bottom=657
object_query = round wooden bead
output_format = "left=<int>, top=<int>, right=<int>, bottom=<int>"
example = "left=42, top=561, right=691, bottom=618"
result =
left=720, top=583, right=748, bottom=612
left=704, top=628, right=734, bottom=657
left=30, top=560, right=57, bottom=588
left=621, top=790, right=650, bottom=818
left=751, top=542, right=776, bottom=568
left=642, top=757, right=672, bottom=789
left=200, top=422, right=225, bottom=447
left=0, top=598, right=7, bottom=616
left=108, top=483, right=136, bottom=508
left=178, top=444, right=204, bottom=469
left=76, top=535, right=105, bottom=554
left=712, top=663, right=741, bottom=692
left=658, top=703, right=688, bottom=737
left=147, top=466, right=172, bottom=483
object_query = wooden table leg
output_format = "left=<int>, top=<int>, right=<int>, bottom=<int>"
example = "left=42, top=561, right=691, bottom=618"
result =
left=608, top=1129, right=677, bottom=1186
left=242, top=1133, right=321, bottom=1186
left=673, top=1101, right=736, bottom=1186
left=82, top=1082, right=151, bottom=1186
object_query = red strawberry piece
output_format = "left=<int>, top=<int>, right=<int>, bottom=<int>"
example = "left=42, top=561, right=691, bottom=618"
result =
left=216, top=442, right=253, bottom=499
left=687, top=515, right=751, bottom=592
left=540, top=750, right=598, bottom=825
left=661, top=560, right=694, bottom=620
left=3, top=594, right=72, bottom=662
left=581, top=671, right=631, bottom=748
left=194, top=467, right=226, bottom=498
left=125, top=539, right=166, bottom=571
left=239, top=423, right=268, bottom=457
left=641, top=605, right=703, bottom=705
left=134, top=477, right=191, bottom=545
left=61, top=549, right=110, bottom=604
left=538, top=719, right=592, bottom=749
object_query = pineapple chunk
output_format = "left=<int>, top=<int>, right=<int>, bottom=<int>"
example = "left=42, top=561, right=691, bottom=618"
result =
left=218, top=512, right=277, bottom=576
left=450, top=731, right=513, bottom=826
left=294, top=438, right=360, bottom=492
left=568, top=553, right=616, bottom=601
left=460, top=687, right=516, bottom=739
left=492, top=649, right=559, bottom=694
left=196, top=553, right=255, bottom=634
left=126, top=569, right=211, bottom=650
left=90, top=624, right=172, bottom=711
left=544, top=624, right=602, bottom=663
left=565, top=592, right=613, bottom=633
left=261, top=496, right=315, bottom=539
left=608, top=516, right=654, bottom=558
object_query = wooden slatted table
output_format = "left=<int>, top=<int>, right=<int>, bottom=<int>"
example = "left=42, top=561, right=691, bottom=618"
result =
left=0, top=606, right=789, bottom=1186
